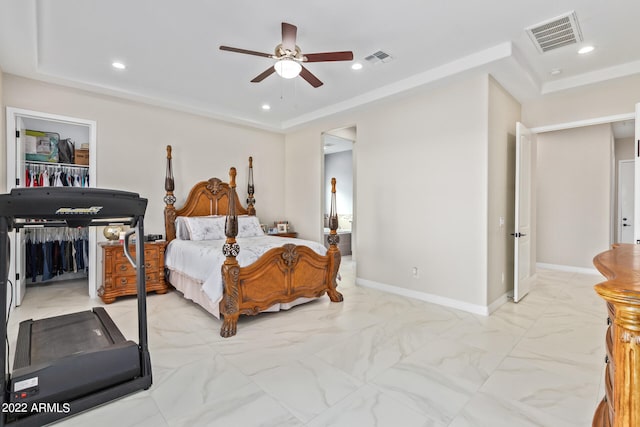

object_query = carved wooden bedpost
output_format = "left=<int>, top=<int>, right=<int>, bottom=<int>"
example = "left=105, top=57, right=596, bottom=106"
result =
left=326, top=177, right=344, bottom=302
left=246, top=156, right=256, bottom=216
left=164, top=145, right=177, bottom=242
left=220, top=167, right=241, bottom=337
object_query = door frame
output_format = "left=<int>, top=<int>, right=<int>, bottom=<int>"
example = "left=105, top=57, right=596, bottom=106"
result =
left=5, top=107, right=99, bottom=303
left=320, top=129, right=356, bottom=258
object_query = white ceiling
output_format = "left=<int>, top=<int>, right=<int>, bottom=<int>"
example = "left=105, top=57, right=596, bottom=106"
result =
left=1, top=0, right=639, bottom=132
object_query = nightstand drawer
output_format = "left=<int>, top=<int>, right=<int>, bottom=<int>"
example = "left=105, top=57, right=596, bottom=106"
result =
left=114, top=272, right=160, bottom=287
left=114, top=259, right=159, bottom=275
left=114, top=247, right=158, bottom=262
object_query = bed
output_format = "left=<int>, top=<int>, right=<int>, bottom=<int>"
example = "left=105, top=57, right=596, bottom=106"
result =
left=162, top=146, right=343, bottom=337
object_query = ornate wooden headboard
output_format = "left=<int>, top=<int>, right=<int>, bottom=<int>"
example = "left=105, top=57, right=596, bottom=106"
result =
left=163, top=145, right=255, bottom=242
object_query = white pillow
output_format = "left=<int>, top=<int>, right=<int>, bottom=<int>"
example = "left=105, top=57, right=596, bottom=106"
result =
left=237, top=215, right=265, bottom=237
left=184, top=216, right=226, bottom=241
left=175, top=217, right=191, bottom=240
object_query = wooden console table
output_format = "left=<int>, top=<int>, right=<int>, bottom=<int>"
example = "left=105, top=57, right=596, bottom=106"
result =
left=593, top=243, right=640, bottom=427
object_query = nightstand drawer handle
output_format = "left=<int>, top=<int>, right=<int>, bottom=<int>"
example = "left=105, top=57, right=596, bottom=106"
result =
left=120, top=265, right=129, bottom=271
left=120, top=278, right=128, bottom=285
left=145, top=262, right=152, bottom=268
left=146, top=275, right=152, bottom=281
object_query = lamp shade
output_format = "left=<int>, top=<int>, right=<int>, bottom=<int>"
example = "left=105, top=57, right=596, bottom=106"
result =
left=274, top=59, right=302, bottom=79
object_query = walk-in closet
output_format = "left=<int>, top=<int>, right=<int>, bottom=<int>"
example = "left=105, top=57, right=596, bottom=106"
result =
left=5, top=107, right=97, bottom=306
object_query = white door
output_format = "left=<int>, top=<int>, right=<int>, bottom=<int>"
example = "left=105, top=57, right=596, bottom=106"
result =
left=513, top=122, right=535, bottom=302
left=618, top=160, right=634, bottom=243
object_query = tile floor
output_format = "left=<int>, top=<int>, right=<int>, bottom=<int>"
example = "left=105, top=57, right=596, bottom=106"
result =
left=7, top=257, right=608, bottom=426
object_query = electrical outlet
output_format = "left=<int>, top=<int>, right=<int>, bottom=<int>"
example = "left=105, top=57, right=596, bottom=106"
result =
left=499, top=216, right=505, bottom=228
left=412, top=267, right=419, bottom=278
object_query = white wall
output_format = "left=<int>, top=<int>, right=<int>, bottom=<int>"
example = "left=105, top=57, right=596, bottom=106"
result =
left=536, top=125, right=612, bottom=268
left=2, top=74, right=286, bottom=235
left=487, top=77, right=521, bottom=304
left=286, top=74, right=491, bottom=308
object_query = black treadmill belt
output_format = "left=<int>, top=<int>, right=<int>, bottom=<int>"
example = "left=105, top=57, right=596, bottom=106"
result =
left=30, top=312, right=113, bottom=365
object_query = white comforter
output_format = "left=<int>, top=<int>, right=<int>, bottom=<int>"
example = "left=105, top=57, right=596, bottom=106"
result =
left=164, top=235, right=327, bottom=307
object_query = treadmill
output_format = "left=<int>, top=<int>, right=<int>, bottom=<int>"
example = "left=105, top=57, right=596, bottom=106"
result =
left=0, top=187, right=152, bottom=426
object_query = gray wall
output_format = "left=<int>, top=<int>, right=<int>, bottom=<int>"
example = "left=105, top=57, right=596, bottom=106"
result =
left=324, top=149, right=353, bottom=215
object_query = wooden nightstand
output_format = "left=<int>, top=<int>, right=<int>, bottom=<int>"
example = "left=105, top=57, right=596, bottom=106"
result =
left=271, top=232, right=298, bottom=238
left=99, top=240, right=169, bottom=303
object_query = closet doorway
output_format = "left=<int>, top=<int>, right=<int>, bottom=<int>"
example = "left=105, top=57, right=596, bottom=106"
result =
left=322, top=127, right=355, bottom=259
left=6, top=107, right=98, bottom=306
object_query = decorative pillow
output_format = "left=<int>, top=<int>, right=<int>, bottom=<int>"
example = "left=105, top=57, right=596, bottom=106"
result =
left=184, top=216, right=226, bottom=241
left=237, top=215, right=265, bottom=237
left=175, top=217, right=191, bottom=240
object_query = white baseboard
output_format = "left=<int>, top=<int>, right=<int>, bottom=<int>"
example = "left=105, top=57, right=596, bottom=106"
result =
left=356, top=277, right=492, bottom=316
left=536, top=262, right=599, bottom=276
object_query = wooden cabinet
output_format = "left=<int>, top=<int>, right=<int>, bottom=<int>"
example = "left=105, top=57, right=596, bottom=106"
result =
left=593, top=244, right=640, bottom=427
left=99, top=241, right=169, bottom=304
left=271, top=232, right=298, bottom=238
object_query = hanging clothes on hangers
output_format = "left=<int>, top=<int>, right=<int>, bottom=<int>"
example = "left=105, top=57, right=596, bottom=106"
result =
left=24, top=162, right=89, bottom=188
left=23, top=227, right=89, bottom=283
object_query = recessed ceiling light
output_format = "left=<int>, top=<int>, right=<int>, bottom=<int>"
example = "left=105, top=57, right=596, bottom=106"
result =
left=351, top=62, right=363, bottom=70
left=112, top=61, right=126, bottom=70
left=578, top=45, right=594, bottom=55
left=550, top=68, right=562, bottom=76
left=261, top=104, right=271, bottom=110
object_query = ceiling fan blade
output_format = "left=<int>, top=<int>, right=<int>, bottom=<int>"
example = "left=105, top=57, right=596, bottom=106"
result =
left=299, top=65, right=323, bottom=88
left=281, top=22, right=297, bottom=51
left=220, top=46, right=273, bottom=58
left=251, top=66, right=276, bottom=83
left=304, top=51, right=354, bottom=62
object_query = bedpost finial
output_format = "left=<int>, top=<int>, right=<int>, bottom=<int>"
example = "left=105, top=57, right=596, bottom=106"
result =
left=249, top=156, right=253, bottom=168
left=331, top=177, right=336, bottom=194
left=166, top=145, right=172, bottom=159
left=229, top=167, right=237, bottom=188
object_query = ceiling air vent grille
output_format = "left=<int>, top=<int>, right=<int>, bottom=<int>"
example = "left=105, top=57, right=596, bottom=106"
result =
left=526, top=11, right=583, bottom=53
left=365, top=50, right=393, bottom=64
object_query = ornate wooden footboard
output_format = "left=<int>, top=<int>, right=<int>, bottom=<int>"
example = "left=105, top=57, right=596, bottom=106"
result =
left=163, top=146, right=343, bottom=337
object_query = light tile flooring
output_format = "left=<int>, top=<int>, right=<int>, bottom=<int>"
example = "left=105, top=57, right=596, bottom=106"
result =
left=7, top=257, right=608, bottom=426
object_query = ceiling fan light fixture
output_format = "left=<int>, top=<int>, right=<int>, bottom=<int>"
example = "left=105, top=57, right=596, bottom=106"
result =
left=274, top=58, right=302, bottom=79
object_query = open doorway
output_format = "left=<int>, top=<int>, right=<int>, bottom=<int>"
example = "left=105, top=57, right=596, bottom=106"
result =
left=322, top=127, right=355, bottom=258
left=534, top=117, right=635, bottom=272
left=613, top=119, right=635, bottom=243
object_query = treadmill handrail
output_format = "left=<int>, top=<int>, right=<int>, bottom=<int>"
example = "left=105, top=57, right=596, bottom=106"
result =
left=122, top=229, right=137, bottom=269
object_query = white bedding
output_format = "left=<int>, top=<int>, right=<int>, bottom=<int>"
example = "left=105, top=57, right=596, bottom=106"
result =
left=164, top=235, right=327, bottom=315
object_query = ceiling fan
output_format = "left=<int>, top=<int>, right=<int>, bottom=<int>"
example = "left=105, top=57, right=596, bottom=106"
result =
left=220, top=22, right=354, bottom=88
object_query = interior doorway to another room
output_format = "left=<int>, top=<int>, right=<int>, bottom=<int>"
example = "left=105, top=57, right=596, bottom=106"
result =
left=533, top=116, right=636, bottom=273
left=322, top=127, right=355, bottom=259
left=613, top=120, right=636, bottom=244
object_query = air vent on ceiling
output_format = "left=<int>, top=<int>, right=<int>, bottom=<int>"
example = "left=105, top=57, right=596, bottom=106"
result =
left=526, top=11, right=583, bottom=53
left=365, top=50, right=393, bottom=64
